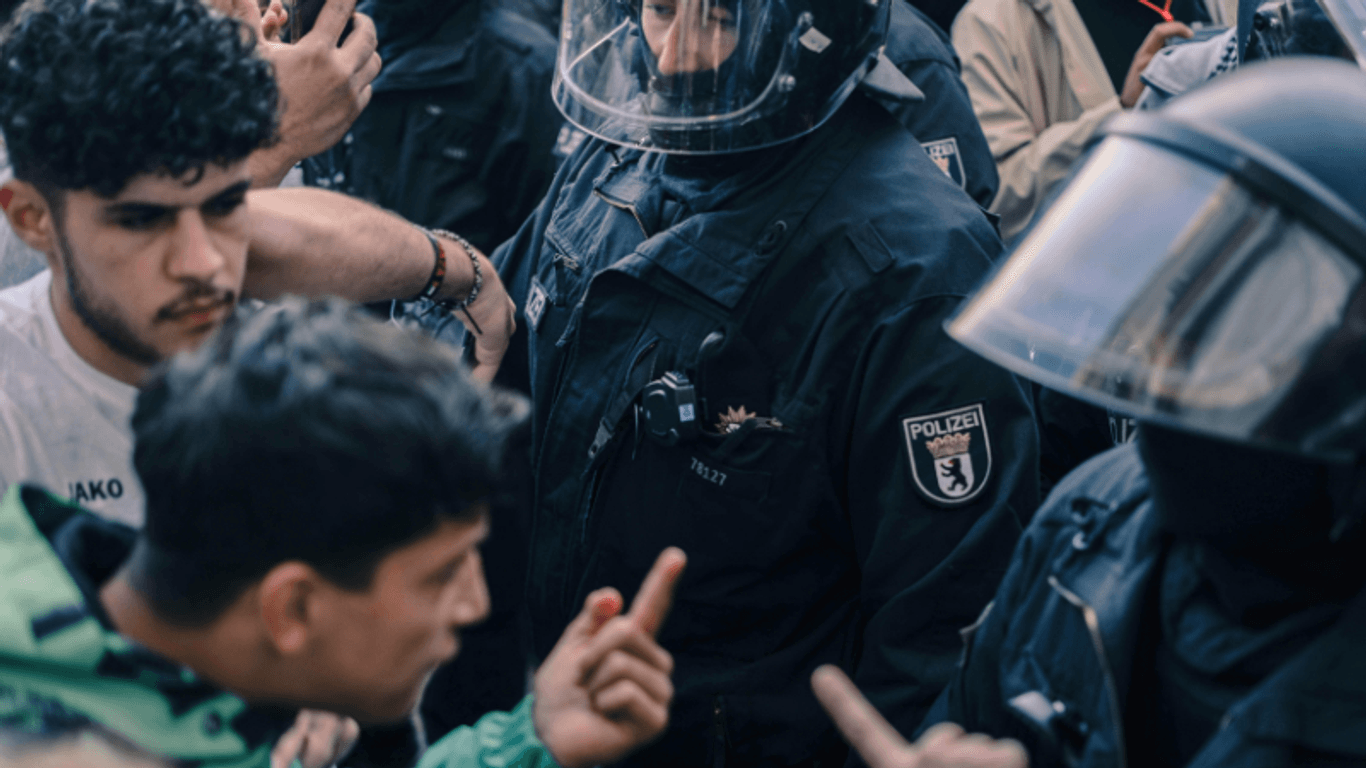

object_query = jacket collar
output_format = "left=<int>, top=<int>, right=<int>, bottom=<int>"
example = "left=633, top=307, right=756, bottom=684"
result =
left=1047, top=481, right=1164, bottom=722
left=369, top=2, right=480, bottom=91
left=1212, top=578, right=1366, bottom=758
left=586, top=95, right=879, bottom=311
left=0, top=485, right=296, bottom=760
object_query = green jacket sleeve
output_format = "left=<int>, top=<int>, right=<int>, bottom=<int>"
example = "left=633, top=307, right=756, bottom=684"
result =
left=416, top=695, right=560, bottom=768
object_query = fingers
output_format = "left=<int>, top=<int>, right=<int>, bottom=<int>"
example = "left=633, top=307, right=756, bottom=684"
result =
left=1143, top=20, right=1193, bottom=51
left=914, top=725, right=1029, bottom=768
left=918, top=722, right=968, bottom=751
left=286, top=710, right=357, bottom=768
left=560, top=587, right=625, bottom=644
left=270, top=710, right=311, bottom=768
left=354, top=50, right=383, bottom=90
left=504, top=295, right=518, bottom=337
left=625, top=547, right=687, bottom=637
left=577, top=617, right=674, bottom=686
left=811, top=665, right=911, bottom=765
left=339, top=716, right=361, bottom=756
left=584, top=648, right=675, bottom=704
left=341, top=10, right=379, bottom=71
left=591, top=679, right=670, bottom=734
left=296, top=713, right=336, bottom=768
left=307, top=0, right=358, bottom=44
left=261, top=1, right=287, bottom=41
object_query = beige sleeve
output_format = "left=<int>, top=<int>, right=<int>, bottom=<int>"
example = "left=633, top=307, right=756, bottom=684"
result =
left=953, top=6, right=1121, bottom=242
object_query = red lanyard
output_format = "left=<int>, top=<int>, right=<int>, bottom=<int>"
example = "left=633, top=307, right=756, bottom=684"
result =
left=1138, top=0, right=1175, bottom=21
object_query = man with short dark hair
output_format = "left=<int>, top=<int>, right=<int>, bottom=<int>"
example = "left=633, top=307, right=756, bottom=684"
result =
left=0, top=296, right=682, bottom=768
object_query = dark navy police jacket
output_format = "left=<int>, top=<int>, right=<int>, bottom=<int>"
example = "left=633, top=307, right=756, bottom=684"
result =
left=924, top=444, right=1366, bottom=767
left=882, top=0, right=1000, bottom=211
left=305, top=1, right=566, bottom=252
left=492, top=90, right=1040, bottom=766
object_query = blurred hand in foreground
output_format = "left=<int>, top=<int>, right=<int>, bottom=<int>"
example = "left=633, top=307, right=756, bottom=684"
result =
left=812, top=665, right=1029, bottom=768
left=534, top=548, right=687, bottom=768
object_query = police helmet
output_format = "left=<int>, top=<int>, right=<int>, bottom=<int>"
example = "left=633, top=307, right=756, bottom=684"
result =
left=551, top=0, right=889, bottom=153
left=1239, top=0, right=1366, bottom=66
left=946, top=58, right=1366, bottom=461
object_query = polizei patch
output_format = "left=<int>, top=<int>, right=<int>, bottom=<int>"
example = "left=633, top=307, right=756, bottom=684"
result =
left=902, top=403, right=992, bottom=505
left=921, top=137, right=966, bottom=189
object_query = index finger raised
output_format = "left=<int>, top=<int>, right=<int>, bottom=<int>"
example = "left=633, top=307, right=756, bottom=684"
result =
left=303, top=0, right=357, bottom=44
left=811, top=665, right=911, bottom=767
left=626, top=547, right=686, bottom=637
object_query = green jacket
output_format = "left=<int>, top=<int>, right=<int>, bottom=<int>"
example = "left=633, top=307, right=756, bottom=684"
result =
left=0, top=484, right=558, bottom=768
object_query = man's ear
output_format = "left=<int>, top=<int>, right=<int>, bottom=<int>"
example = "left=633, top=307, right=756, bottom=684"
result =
left=2, top=179, right=58, bottom=256
left=257, top=561, right=322, bottom=656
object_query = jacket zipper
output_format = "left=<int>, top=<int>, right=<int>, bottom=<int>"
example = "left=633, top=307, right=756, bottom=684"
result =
left=1047, top=575, right=1128, bottom=768
left=531, top=295, right=585, bottom=620
left=579, top=338, right=660, bottom=544
left=593, top=189, right=650, bottom=238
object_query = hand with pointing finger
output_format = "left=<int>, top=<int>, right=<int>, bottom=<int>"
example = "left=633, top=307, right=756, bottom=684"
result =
left=533, top=547, right=687, bottom=768
left=812, top=666, right=1028, bottom=768
left=269, top=709, right=360, bottom=768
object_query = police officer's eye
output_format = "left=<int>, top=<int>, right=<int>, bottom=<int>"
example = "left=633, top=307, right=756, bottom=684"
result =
left=645, top=3, right=676, bottom=18
left=706, top=9, right=735, bottom=28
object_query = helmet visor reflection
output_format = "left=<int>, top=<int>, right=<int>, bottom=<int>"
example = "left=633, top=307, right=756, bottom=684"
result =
left=948, top=137, right=1366, bottom=456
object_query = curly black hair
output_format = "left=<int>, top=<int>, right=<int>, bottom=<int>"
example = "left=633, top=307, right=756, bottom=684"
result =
left=0, top=0, right=279, bottom=200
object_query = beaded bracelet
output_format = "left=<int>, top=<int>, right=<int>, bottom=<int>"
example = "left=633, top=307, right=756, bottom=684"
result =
left=413, top=226, right=484, bottom=334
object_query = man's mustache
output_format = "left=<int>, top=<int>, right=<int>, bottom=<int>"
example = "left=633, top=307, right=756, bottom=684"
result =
left=155, top=284, right=237, bottom=323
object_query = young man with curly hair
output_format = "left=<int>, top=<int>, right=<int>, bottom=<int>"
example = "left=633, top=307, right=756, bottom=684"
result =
left=0, top=296, right=685, bottom=768
left=0, top=0, right=280, bottom=524
left=0, top=0, right=503, bottom=528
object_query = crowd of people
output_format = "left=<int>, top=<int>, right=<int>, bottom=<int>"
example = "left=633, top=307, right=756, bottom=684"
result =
left=0, top=0, right=1362, bottom=766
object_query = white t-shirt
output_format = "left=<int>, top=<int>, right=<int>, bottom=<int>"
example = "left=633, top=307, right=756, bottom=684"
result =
left=0, top=270, right=144, bottom=526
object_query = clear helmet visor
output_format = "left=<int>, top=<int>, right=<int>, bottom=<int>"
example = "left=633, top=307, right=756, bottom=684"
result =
left=948, top=137, right=1366, bottom=457
left=553, top=0, right=873, bottom=152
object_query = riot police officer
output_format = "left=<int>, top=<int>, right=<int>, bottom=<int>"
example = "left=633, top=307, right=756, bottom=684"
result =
left=489, top=0, right=1041, bottom=763
left=918, top=57, right=1366, bottom=767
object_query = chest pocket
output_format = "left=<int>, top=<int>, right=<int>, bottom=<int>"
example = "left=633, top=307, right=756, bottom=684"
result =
left=526, top=233, right=590, bottom=339
left=639, top=329, right=820, bottom=574
left=997, top=585, right=1122, bottom=768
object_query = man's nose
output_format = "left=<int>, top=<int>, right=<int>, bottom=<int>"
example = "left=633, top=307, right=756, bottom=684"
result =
left=166, top=210, right=226, bottom=282
left=656, top=17, right=715, bottom=75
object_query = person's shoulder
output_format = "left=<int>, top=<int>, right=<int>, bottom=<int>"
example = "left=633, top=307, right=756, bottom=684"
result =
left=0, top=272, right=63, bottom=386
left=482, top=8, right=558, bottom=64
left=0, top=270, right=50, bottom=329
left=812, top=97, right=1001, bottom=288
left=952, top=0, right=1026, bottom=41
left=0, top=485, right=92, bottom=653
left=886, top=0, right=956, bottom=68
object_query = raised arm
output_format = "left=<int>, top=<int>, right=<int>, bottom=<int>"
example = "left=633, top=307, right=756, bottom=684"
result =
left=244, top=187, right=516, bottom=381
